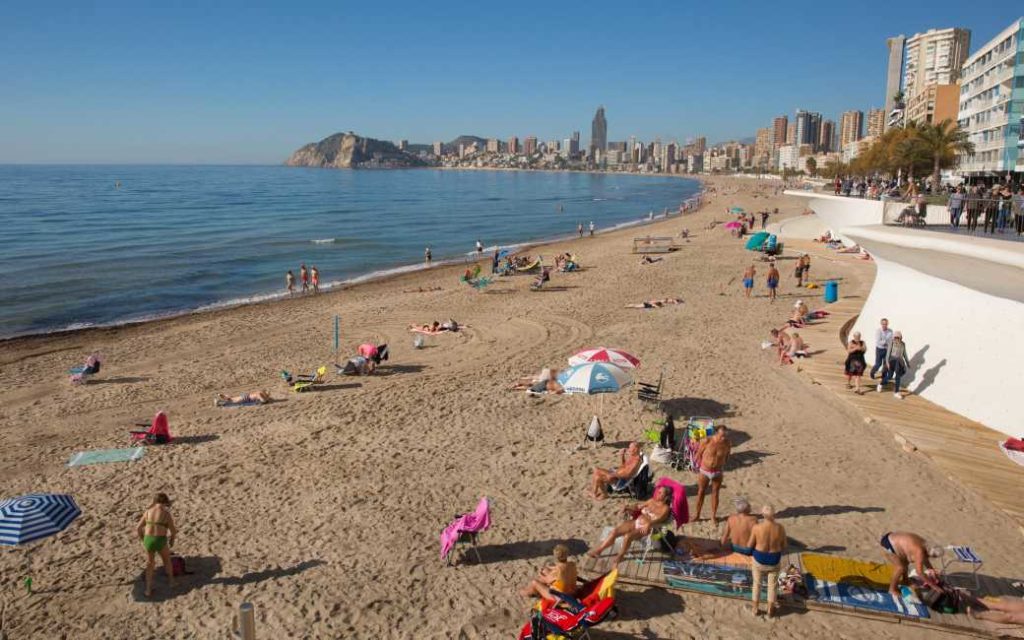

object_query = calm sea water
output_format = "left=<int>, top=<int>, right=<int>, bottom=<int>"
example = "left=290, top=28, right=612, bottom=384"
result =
left=0, top=165, right=700, bottom=339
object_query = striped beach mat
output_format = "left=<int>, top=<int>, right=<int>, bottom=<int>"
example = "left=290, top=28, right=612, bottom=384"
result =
left=68, top=447, right=145, bottom=467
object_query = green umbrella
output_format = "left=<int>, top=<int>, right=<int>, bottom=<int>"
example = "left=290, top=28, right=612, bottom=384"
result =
left=729, top=207, right=745, bottom=214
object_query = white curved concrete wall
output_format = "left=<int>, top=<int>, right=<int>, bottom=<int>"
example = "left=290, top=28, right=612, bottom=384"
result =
left=784, top=191, right=884, bottom=243
left=767, top=214, right=829, bottom=241
left=848, top=246, right=1024, bottom=439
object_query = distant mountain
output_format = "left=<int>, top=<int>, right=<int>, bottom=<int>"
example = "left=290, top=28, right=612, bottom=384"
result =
left=446, top=135, right=488, bottom=153
left=285, top=132, right=428, bottom=169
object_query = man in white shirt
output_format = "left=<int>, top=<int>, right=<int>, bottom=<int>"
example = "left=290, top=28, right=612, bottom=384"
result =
left=869, top=318, right=893, bottom=380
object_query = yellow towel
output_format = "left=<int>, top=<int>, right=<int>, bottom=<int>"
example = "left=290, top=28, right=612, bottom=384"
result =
left=801, top=552, right=891, bottom=588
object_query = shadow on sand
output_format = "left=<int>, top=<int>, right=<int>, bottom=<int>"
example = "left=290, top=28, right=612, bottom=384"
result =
left=131, top=557, right=326, bottom=602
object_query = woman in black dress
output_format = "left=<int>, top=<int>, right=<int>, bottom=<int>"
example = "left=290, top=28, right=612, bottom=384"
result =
left=844, top=331, right=868, bottom=394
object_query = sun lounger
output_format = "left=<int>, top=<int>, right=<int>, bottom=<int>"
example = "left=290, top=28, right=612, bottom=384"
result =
left=68, top=353, right=103, bottom=384
left=608, top=454, right=652, bottom=500
left=939, top=545, right=983, bottom=589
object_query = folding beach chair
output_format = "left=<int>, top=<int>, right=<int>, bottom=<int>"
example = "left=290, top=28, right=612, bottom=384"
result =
left=517, top=570, right=619, bottom=640
left=441, top=497, right=491, bottom=567
left=608, top=455, right=652, bottom=500
left=637, top=371, right=663, bottom=409
left=940, top=545, right=983, bottom=589
left=69, top=353, right=104, bottom=384
left=671, top=417, right=715, bottom=471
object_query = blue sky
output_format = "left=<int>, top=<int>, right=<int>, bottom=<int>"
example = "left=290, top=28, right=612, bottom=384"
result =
left=0, top=1, right=1015, bottom=163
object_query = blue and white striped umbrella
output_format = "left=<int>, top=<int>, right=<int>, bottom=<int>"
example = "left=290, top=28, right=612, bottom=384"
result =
left=557, top=362, right=632, bottom=395
left=0, top=493, right=81, bottom=546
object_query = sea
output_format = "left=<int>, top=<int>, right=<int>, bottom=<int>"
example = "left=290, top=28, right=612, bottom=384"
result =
left=0, top=165, right=701, bottom=340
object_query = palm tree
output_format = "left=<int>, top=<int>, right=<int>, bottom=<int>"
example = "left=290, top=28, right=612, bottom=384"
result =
left=805, top=157, right=817, bottom=176
left=913, top=119, right=975, bottom=193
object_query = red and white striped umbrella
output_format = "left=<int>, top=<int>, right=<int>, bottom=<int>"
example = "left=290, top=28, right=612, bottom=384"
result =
left=568, top=347, right=640, bottom=369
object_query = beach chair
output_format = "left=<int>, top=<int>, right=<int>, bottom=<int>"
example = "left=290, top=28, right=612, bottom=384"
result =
left=517, top=570, right=619, bottom=640
left=637, top=371, right=663, bottom=409
left=283, top=366, right=328, bottom=392
left=69, top=353, right=103, bottom=384
left=129, top=411, right=172, bottom=445
left=440, top=497, right=491, bottom=567
left=939, top=545, right=983, bottom=589
left=529, top=267, right=551, bottom=291
left=608, top=455, right=652, bottom=500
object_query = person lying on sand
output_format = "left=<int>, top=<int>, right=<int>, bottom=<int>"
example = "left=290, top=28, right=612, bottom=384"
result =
left=625, top=297, right=684, bottom=309
left=409, top=319, right=467, bottom=335
left=587, top=486, right=672, bottom=565
left=589, top=442, right=641, bottom=499
left=786, top=307, right=806, bottom=328
left=969, top=596, right=1024, bottom=625
left=639, top=256, right=663, bottom=265
left=510, top=367, right=556, bottom=391
left=519, top=543, right=578, bottom=601
left=215, top=390, right=270, bottom=406
left=526, top=376, right=563, bottom=396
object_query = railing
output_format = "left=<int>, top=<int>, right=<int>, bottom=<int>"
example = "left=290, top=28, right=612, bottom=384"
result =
left=883, top=197, right=1024, bottom=238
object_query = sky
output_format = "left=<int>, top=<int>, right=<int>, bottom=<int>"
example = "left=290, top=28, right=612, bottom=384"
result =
left=0, top=1, right=1016, bottom=164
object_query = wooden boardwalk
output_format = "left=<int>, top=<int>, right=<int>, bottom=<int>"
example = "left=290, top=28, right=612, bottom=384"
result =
left=579, top=545, right=1013, bottom=638
left=787, top=242, right=1024, bottom=530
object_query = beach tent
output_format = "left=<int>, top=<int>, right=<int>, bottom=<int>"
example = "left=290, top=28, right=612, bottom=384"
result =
left=745, top=231, right=770, bottom=251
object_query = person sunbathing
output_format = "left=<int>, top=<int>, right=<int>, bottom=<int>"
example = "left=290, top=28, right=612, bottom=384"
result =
left=215, top=390, right=270, bottom=406
left=625, top=297, right=684, bottom=309
left=587, top=486, right=672, bottom=565
left=526, top=376, right=563, bottom=396
left=786, top=308, right=806, bottom=328
left=410, top=321, right=442, bottom=334
left=510, top=367, right=556, bottom=390
left=969, top=597, right=1024, bottom=625
left=780, top=333, right=808, bottom=365
left=519, top=543, right=578, bottom=601
left=589, top=442, right=641, bottom=499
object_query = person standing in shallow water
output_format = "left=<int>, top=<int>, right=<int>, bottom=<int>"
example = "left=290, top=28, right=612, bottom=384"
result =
left=310, top=266, right=320, bottom=293
left=286, top=270, right=295, bottom=295
left=300, top=264, right=309, bottom=293
left=577, top=222, right=583, bottom=237
left=136, top=493, right=178, bottom=598
left=424, top=247, right=432, bottom=264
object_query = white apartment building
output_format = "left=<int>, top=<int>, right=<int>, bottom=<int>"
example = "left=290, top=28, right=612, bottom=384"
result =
left=957, top=18, right=1024, bottom=175
left=903, top=28, right=971, bottom=103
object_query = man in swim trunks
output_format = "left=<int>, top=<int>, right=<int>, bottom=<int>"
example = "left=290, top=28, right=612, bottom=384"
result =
left=300, top=263, right=309, bottom=293
left=589, top=442, right=641, bottom=499
left=880, top=531, right=942, bottom=598
left=693, top=425, right=731, bottom=524
left=766, top=263, right=780, bottom=302
left=720, top=497, right=757, bottom=555
left=748, top=504, right=787, bottom=617
left=742, top=264, right=756, bottom=298
left=136, top=493, right=177, bottom=598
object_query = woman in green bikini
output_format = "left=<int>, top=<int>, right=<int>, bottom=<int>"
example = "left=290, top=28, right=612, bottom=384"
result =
left=136, top=493, right=177, bottom=597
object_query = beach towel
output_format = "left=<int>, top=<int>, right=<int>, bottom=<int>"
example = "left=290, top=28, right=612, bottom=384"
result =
left=801, top=552, right=930, bottom=618
left=674, top=537, right=754, bottom=567
left=68, top=447, right=145, bottom=467
left=654, top=477, right=689, bottom=528
left=440, top=497, right=490, bottom=560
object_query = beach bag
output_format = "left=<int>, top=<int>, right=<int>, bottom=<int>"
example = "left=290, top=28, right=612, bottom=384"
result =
left=920, top=580, right=965, bottom=614
left=585, top=416, right=604, bottom=443
left=650, top=446, right=672, bottom=465
left=171, top=555, right=187, bottom=577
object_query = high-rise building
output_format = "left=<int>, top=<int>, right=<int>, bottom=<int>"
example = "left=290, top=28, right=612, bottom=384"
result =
left=839, top=110, right=864, bottom=147
left=590, top=106, right=607, bottom=154
left=432, top=141, right=443, bottom=156
left=693, top=136, right=706, bottom=154
left=906, top=83, right=962, bottom=125
left=754, top=127, right=773, bottom=166
left=570, top=131, right=581, bottom=156
left=507, top=136, right=519, bottom=155
left=398, top=139, right=408, bottom=151
left=772, top=116, right=788, bottom=147
left=785, top=122, right=796, bottom=145
left=903, top=28, right=971, bottom=104
left=486, top=138, right=499, bottom=153
left=794, top=110, right=822, bottom=149
left=524, top=136, right=538, bottom=155
left=884, top=35, right=907, bottom=126
left=957, top=18, right=1024, bottom=176
left=866, top=108, right=885, bottom=138
left=818, top=120, right=836, bottom=153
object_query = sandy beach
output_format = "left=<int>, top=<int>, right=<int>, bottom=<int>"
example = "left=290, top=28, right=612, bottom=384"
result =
left=1, top=175, right=1021, bottom=639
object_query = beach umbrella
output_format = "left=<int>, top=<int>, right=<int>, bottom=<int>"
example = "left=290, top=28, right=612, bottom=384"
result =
left=0, top=493, right=81, bottom=546
left=568, top=347, right=640, bottom=370
left=745, top=231, right=770, bottom=250
left=729, top=207, right=745, bottom=214
left=724, top=221, right=742, bottom=229
left=557, top=362, right=633, bottom=395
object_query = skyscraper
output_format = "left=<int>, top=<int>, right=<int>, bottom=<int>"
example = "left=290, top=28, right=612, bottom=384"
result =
left=590, top=107, right=607, bottom=154
left=818, top=120, right=835, bottom=153
left=507, top=136, right=519, bottom=155
left=754, top=127, right=773, bottom=166
left=772, top=116, right=788, bottom=147
left=884, top=35, right=907, bottom=127
left=903, top=28, right=971, bottom=104
left=839, top=110, right=864, bottom=147
left=693, top=136, right=706, bottom=154
left=785, top=123, right=796, bottom=145
left=866, top=108, right=885, bottom=138
left=570, top=131, right=581, bottom=156
left=794, top=110, right=822, bottom=149
left=524, top=136, right=538, bottom=155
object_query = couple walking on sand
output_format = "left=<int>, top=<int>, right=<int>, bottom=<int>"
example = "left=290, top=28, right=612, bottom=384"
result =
left=286, top=263, right=320, bottom=295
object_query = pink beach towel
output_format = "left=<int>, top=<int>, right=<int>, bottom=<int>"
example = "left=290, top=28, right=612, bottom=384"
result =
left=655, top=477, right=689, bottom=529
left=440, top=497, right=490, bottom=560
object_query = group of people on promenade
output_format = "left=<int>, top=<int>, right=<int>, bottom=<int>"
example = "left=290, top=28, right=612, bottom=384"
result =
left=285, top=263, right=320, bottom=294
left=946, top=184, right=1024, bottom=235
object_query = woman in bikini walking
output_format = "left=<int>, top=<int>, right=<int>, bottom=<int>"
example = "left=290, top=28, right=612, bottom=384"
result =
left=136, top=493, right=178, bottom=597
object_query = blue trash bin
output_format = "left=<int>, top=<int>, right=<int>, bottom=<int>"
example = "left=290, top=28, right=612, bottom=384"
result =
left=824, top=280, right=838, bottom=304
